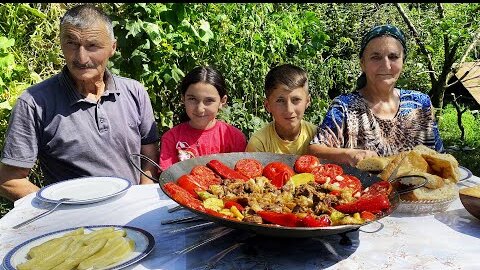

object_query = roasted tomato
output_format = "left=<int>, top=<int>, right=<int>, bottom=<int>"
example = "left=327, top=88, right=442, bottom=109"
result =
left=224, top=200, right=245, bottom=212
left=311, top=163, right=344, bottom=184
left=262, top=162, right=295, bottom=188
left=360, top=211, right=376, bottom=222
left=294, top=155, right=320, bottom=173
left=190, top=165, right=221, bottom=186
left=234, top=158, right=263, bottom=179
left=363, top=180, right=393, bottom=197
left=330, top=174, right=362, bottom=194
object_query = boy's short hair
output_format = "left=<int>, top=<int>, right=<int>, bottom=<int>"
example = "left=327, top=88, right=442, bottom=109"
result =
left=264, top=64, right=308, bottom=98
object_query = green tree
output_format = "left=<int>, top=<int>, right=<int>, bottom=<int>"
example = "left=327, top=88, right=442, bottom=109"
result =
left=395, top=3, right=480, bottom=109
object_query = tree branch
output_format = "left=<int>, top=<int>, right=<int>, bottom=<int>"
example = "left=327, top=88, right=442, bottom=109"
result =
left=395, top=3, right=436, bottom=83
left=459, top=28, right=480, bottom=65
left=438, top=4, right=450, bottom=54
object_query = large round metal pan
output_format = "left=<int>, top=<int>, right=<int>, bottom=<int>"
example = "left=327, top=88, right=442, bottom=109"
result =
left=159, top=152, right=400, bottom=238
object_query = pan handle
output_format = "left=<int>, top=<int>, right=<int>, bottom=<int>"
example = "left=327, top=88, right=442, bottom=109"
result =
left=128, top=153, right=162, bottom=183
left=389, top=174, right=428, bottom=195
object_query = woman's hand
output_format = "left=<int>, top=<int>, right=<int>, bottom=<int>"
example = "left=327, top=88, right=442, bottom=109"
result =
left=307, top=144, right=379, bottom=167
left=346, top=149, right=378, bottom=167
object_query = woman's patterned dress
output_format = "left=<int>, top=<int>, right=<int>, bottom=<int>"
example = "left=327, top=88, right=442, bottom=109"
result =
left=311, top=89, right=444, bottom=156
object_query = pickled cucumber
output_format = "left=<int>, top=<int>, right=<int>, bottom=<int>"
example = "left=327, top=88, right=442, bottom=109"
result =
left=27, top=227, right=85, bottom=258
left=77, top=236, right=135, bottom=270
left=17, top=237, right=75, bottom=270
left=50, top=238, right=107, bottom=270
left=17, top=227, right=135, bottom=270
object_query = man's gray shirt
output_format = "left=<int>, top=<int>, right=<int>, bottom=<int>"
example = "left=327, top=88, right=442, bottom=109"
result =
left=1, top=67, right=159, bottom=185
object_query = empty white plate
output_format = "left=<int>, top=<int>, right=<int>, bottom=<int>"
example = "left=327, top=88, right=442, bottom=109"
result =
left=36, top=176, right=132, bottom=204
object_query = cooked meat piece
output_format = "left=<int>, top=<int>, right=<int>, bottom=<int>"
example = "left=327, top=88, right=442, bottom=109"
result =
left=323, top=194, right=339, bottom=206
left=243, top=214, right=263, bottom=224
left=262, top=179, right=279, bottom=193
left=237, top=197, right=249, bottom=206
left=208, top=185, right=225, bottom=197
left=314, top=202, right=332, bottom=215
left=295, top=184, right=313, bottom=198
left=292, top=204, right=309, bottom=214
left=263, top=203, right=284, bottom=213
left=225, top=181, right=246, bottom=196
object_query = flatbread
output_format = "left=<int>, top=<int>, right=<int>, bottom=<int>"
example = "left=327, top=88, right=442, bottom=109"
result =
left=379, top=151, right=428, bottom=181
left=356, top=155, right=395, bottom=172
left=422, top=153, right=460, bottom=182
left=400, top=183, right=457, bottom=201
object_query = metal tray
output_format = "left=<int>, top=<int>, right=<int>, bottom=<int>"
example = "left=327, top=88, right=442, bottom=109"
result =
left=158, top=152, right=401, bottom=238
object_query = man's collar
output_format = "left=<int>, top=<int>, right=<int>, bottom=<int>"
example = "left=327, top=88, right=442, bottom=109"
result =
left=60, top=66, right=120, bottom=105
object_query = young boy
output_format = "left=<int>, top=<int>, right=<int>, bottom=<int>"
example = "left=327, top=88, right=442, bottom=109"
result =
left=246, top=64, right=316, bottom=154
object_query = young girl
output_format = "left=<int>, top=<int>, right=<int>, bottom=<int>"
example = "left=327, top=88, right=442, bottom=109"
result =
left=159, top=66, right=247, bottom=171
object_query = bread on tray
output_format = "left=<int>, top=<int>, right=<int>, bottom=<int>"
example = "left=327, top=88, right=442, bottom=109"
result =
left=356, top=155, right=395, bottom=172
left=379, top=150, right=428, bottom=181
left=399, top=183, right=457, bottom=201
left=356, top=145, right=462, bottom=202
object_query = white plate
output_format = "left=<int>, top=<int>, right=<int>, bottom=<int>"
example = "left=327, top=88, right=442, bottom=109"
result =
left=2, top=225, right=155, bottom=270
left=458, top=166, right=473, bottom=182
left=36, top=176, right=132, bottom=204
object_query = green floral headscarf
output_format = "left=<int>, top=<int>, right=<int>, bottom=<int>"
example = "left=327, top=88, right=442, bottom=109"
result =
left=356, top=24, right=407, bottom=90
left=359, top=24, right=407, bottom=59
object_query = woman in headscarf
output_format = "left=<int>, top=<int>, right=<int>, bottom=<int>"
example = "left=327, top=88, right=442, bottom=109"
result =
left=308, top=24, right=444, bottom=166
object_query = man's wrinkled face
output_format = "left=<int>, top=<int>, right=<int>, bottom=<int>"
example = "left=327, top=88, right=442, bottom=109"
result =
left=60, top=21, right=116, bottom=84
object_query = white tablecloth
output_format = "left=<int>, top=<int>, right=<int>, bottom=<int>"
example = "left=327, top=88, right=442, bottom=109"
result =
left=1, top=177, right=480, bottom=270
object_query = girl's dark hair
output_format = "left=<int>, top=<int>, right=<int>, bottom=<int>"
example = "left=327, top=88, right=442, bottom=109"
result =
left=179, top=66, right=227, bottom=122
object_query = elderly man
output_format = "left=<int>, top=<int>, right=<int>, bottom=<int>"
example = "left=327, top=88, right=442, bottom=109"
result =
left=0, top=4, right=159, bottom=201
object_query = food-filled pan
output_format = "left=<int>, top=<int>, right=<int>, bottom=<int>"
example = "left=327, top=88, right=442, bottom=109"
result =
left=157, top=152, right=404, bottom=238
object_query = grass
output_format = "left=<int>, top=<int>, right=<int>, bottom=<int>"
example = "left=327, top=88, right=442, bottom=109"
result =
left=448, top=149, right=480, bottom=176
left=438, top=104, right=480, bottom=175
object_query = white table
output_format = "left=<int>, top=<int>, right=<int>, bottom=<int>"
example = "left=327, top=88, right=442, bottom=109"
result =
left=1, top=177, right=480, bottom=270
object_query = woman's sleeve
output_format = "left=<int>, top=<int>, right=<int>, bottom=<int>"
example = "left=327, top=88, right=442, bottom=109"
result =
left=310, top=98, right=348, bottom=148
left=424, top=96, right=445, bottom=153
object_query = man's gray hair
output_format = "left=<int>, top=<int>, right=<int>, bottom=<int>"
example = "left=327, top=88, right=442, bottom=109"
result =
left=60, top=4, right=115, bottom=41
